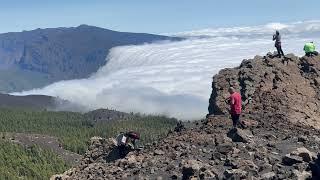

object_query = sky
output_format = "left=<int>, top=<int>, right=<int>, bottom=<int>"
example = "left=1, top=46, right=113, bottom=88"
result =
left=1, top=0, right=320, bottom=34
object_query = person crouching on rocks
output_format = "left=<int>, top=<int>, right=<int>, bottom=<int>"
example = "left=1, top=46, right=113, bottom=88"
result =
left=227, top=87, right=242, bottom=128
left=115, top=131, right=140, bottom=157
left=273, top=30, right=285, bottom=58
left=304, top=42, right=319, bottom=57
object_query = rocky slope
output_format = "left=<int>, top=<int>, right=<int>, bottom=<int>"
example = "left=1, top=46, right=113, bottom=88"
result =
left=208, top=53, right=320, bottom=129
left=51, top=116, right=320, bottom=179
left=0, top=25, right=179, bottom=92
left=52, top=54, right=320, bottom=179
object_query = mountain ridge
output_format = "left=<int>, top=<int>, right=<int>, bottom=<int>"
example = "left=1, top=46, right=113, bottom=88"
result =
left=0, top=25, right=180, bottom=92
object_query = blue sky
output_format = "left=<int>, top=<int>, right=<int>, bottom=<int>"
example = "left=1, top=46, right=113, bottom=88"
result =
left=1, top=0, right=320, bottom=34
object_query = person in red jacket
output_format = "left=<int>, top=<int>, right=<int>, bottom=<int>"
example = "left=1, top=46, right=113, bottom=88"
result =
left=228, top=87, right=242, bottom=128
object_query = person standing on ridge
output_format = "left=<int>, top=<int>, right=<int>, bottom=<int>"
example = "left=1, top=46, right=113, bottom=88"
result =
left=228, top=87, right=242, bottom=128
left=304, top=42, right=319, bottom=57
left=273, top=30, right=285, bottom=58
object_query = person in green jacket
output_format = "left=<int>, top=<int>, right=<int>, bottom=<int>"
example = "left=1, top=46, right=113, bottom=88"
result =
left=304, top=42, right=319, bottom=57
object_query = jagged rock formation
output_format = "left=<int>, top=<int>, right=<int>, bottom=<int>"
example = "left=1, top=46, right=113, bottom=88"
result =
left=52, top=54, right=320, bottom=179
left=208, top=53, right=320, bottom=129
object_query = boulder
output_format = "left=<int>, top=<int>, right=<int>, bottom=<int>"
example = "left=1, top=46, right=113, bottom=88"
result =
left=237, top=159, right=258, bottom=171
left=260, top=172, right=276, bottom=180
left=154, top=149, right=165, bottom=155
left=50, top=168, right=77, bottom=180
left=127, top=155, right=137, bottom=168
left=297, top=136, right=308, bottom=143
left=227, top=128, right=253, bottom=143
left=282, top=154, right=303, bottom=166
left=50, top=175, right=65, bottom=180
left=291, top=147, right=316, bottom=162
left=241, top=119, right=259, bottom=128
left=216, top=143, right=233, bottom=155
left=181, top=160, right=201, bottom=179
left=214, top=134, right=232, bottom=145
left=292, top=170, right=311, bottom=180
left=201, top=169, right=217, bottom=179
left=224, top=169, right=247, bottom=179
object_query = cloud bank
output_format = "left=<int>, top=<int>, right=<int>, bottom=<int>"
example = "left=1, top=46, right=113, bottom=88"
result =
left=14, top=21, right=320, bottom=120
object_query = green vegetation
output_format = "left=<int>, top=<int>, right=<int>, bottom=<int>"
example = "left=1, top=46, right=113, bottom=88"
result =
left=0, top=108, right=177, bottom=154
left=0, top=140, right=68, bottom=180
left=0, top=108, right=176, bottom=178
left=0, top=68, right=55, bottom=93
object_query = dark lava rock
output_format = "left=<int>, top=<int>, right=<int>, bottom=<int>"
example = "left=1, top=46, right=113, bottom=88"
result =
left=224, top=168, right=247, bottom=179
left=216, top=143, right=233, bottom=155
left=181, top=160, right=201, bottom=180
left=227, top=128, right=252, bottom=143
left=282, top=154, right=303, bottom=166
left=154, top=149, right=165, bottom=155
left=310, top=153, right=320, bottom=178
left=260, top=171, right=276, bottom=180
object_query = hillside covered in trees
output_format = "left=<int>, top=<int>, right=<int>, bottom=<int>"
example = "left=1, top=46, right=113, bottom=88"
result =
left=0, top=108, right=177, bottom=179
left=0, top=140, right=68, bottom=179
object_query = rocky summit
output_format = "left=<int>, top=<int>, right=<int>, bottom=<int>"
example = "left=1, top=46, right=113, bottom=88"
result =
left=209, top=53, right=320, bottom=129
left=52, top=54, right=320, bottom=180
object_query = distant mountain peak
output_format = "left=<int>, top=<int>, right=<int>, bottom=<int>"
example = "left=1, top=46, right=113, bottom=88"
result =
left=77, top=24, right=96, bottom=28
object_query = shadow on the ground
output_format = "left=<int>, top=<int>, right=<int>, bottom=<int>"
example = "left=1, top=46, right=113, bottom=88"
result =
left=310, top=154, right=320, bottom=179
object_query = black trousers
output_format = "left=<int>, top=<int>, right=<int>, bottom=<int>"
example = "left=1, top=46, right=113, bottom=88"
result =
left=276, top=45, right=285, bottom=57
left=231, top=114, right=240, bottom=127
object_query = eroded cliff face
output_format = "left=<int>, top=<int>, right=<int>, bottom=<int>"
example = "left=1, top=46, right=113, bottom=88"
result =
left=208, top=53, right=320, bottom=129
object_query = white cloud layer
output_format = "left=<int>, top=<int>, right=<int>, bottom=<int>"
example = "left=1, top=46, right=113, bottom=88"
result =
left=14, top=21, right=320, bottom=120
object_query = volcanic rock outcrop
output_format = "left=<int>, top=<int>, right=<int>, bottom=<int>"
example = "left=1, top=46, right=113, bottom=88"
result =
left=52, top=54, right=320, bottom=179
left=51, top=116, right=320, bottom=179
left=208, top=53, right=320, bottom=129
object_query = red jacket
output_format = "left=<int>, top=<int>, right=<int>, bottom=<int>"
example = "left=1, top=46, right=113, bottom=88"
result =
left=230, top=92, right=242, bottom=115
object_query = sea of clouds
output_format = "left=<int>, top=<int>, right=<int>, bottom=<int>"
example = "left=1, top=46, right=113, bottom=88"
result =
left=14, top=21, right=320, bottom=120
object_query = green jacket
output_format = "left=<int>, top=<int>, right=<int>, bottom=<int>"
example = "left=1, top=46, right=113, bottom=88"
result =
left=304, top=42, right=316, bottom=53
